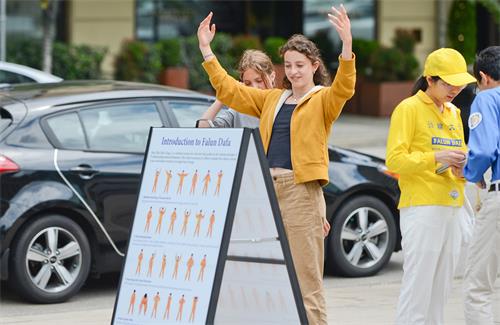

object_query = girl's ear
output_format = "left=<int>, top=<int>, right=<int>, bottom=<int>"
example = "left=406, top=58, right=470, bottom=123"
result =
left=269, top=71, right=276, bottom=88
left=313, top=61, right=320, bottom=73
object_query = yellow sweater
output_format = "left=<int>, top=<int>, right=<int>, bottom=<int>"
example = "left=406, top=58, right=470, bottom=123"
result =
left=386, top=90, right=466, bottom=208
left=202, top=57, right=356, bottom=186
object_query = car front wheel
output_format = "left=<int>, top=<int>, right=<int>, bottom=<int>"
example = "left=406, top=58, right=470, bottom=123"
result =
left=326, top=195, right=396, bottom=277
left=10, top=215, right=91, bottom=303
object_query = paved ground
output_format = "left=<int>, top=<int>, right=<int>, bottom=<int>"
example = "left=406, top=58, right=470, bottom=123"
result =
left=1, top=253, right=498, bottom=324
left=1, top=114, right=499, bottom=324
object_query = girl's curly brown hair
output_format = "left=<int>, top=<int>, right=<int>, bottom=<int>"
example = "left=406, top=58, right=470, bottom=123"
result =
left=279, top=34, right=331, bottom=89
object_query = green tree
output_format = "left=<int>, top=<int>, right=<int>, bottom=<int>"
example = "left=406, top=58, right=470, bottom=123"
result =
left=447, top=0, right=477, bottom=64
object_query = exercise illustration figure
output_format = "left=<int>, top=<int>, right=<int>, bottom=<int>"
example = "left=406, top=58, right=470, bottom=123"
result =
left=177, top=170, right=189, bottom=194
left=155, top=207, right=166, bottom=234
left=189, top=296, right=199, bottom=322
left=159, top=254, right=167, bottom=278
left=128, top=289, right=136, bottom=314
left=189, top=169, right=199, bottom=195
left=180, top=209, right=191, bottom=236
left=197, top=255, right=207, bottom=282
left=147, top=253, right=155, bottom=277
left=206, top=210, right=216, bottom=237
left=167, top=208, right=177, bottom=234
left=185, top=253, right=194, bottom=281
left=214, top=170, right=223, bottom=196
left=163, top=293, right=173, bottom=320
left=164, top=170, right=173, bottom=193
left=144, top=207, right=153, bottom=233
left=202, top=170, right=211, bottom=195
left=172, top=255, right=181, bottom=279
left=152, top=169, right=160, bottom=193
left=138, top=293, right=148, bottom=316
left=193, top=210, right=205, bottom=237
left=176, top=294, right=186, bottom=321
left=151, top=292, right=160, bottom=318
left=135, top=249, right=144, bottom=275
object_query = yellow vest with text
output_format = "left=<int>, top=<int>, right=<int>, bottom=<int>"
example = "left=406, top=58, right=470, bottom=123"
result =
left=386, top=90, right=466, bottom=208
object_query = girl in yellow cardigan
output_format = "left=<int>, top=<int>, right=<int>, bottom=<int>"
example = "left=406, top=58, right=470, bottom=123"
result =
left=198, top=6, right=355, bottom=324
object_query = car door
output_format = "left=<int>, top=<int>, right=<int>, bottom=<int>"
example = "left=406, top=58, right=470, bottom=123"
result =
left=42, top=100, right=167, bottom=253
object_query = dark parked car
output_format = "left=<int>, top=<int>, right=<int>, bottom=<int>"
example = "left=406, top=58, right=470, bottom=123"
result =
left=0, top=81, right=400, bottom=303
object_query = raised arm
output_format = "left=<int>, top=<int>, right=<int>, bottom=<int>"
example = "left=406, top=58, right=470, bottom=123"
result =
left=322, top=4, right=356, bottom=123
left=328, top=4, right=352, bottom=60
left=198, top=12, right=217, bottom=62
left=197, top=12, right=270, bottom=117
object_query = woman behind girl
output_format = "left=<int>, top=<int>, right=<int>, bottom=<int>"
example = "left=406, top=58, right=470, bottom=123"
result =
left=196, top=49, right=275, bottom=129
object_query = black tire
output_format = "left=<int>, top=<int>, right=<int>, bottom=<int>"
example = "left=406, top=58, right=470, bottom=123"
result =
left=326, top=195, right=396, bottom=277
left=9, top=215, right=91, bottom=303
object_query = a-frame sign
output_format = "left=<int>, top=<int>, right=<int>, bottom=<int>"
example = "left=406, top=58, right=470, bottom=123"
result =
left=111, top=128, right=308, bottom=325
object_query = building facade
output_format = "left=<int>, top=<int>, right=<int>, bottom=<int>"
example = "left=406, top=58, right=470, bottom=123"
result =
left=4, top=0, right=499, bottom=76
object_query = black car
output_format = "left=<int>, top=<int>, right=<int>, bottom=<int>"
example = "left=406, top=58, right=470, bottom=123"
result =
left=0, top=81, right=400, bottom=303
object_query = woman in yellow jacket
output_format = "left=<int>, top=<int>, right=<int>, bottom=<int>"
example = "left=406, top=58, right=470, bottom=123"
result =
left=197, top=6, right=355, bottom=324
left=386, top=48, right=476, bottom=325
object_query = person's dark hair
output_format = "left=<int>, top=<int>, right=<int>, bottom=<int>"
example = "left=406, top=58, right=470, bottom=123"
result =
left=411, top=76, right=440, bottom=95
left=279, top=34, right=330, bottom=89
left=473, top=46, right=500, bottom=82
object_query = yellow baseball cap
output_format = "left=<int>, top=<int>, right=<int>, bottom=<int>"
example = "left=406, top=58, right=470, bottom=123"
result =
left=423, top=48, right=476, bottom=86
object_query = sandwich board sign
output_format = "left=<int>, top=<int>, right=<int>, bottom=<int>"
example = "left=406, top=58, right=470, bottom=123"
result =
left=111, top=128, right=308, bottom=325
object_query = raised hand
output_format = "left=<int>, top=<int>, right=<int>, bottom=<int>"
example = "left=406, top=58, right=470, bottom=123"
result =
left=328, top=4, right=352, bottom=44
left=327, top=4, right=352, bottom=59
left=198, top=12, right=216, bottom=51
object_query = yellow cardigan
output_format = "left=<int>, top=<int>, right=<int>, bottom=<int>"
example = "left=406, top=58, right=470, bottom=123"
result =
left=202, top=57, right=356, bottom=186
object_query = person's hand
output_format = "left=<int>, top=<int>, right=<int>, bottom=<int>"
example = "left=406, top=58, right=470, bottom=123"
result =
left=328, top=4, right=352, bottom=45
left=323, top=218, right=331, bottom=237
left=476, top=179, right=486, bottom=189
left=435, top=150, right=466, bottom=168
left=451, top=165, right=464, bottom=178
left=197, top=12, right=216, bottom=53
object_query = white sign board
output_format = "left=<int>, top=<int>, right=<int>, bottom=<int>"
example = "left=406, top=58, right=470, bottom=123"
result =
left=112, top=128, right=307, bottom=325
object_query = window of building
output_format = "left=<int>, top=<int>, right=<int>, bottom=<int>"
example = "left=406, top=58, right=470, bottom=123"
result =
left=136, top=0, right=211, bottom=41
left=135, top=0, right=302, bottom=42
left=303, top=0, right=375, bottom=46
left=6, top=0, right=66, bottom=42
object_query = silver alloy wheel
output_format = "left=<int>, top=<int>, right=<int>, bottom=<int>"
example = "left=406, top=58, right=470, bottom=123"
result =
left=25, top=227, right=82, bottom=293
left=340, top=207, right=389, bottom=269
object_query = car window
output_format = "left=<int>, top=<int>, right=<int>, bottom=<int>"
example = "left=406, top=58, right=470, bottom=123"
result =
left=0, top=108, right=12, bottom=133
left=79, top=102, right=162, bottom=153
left=46, top=112, right=87, bottom=149
left=168, top=101, right=211, bottom=127
left=0, top=70, right=35, bottom=84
